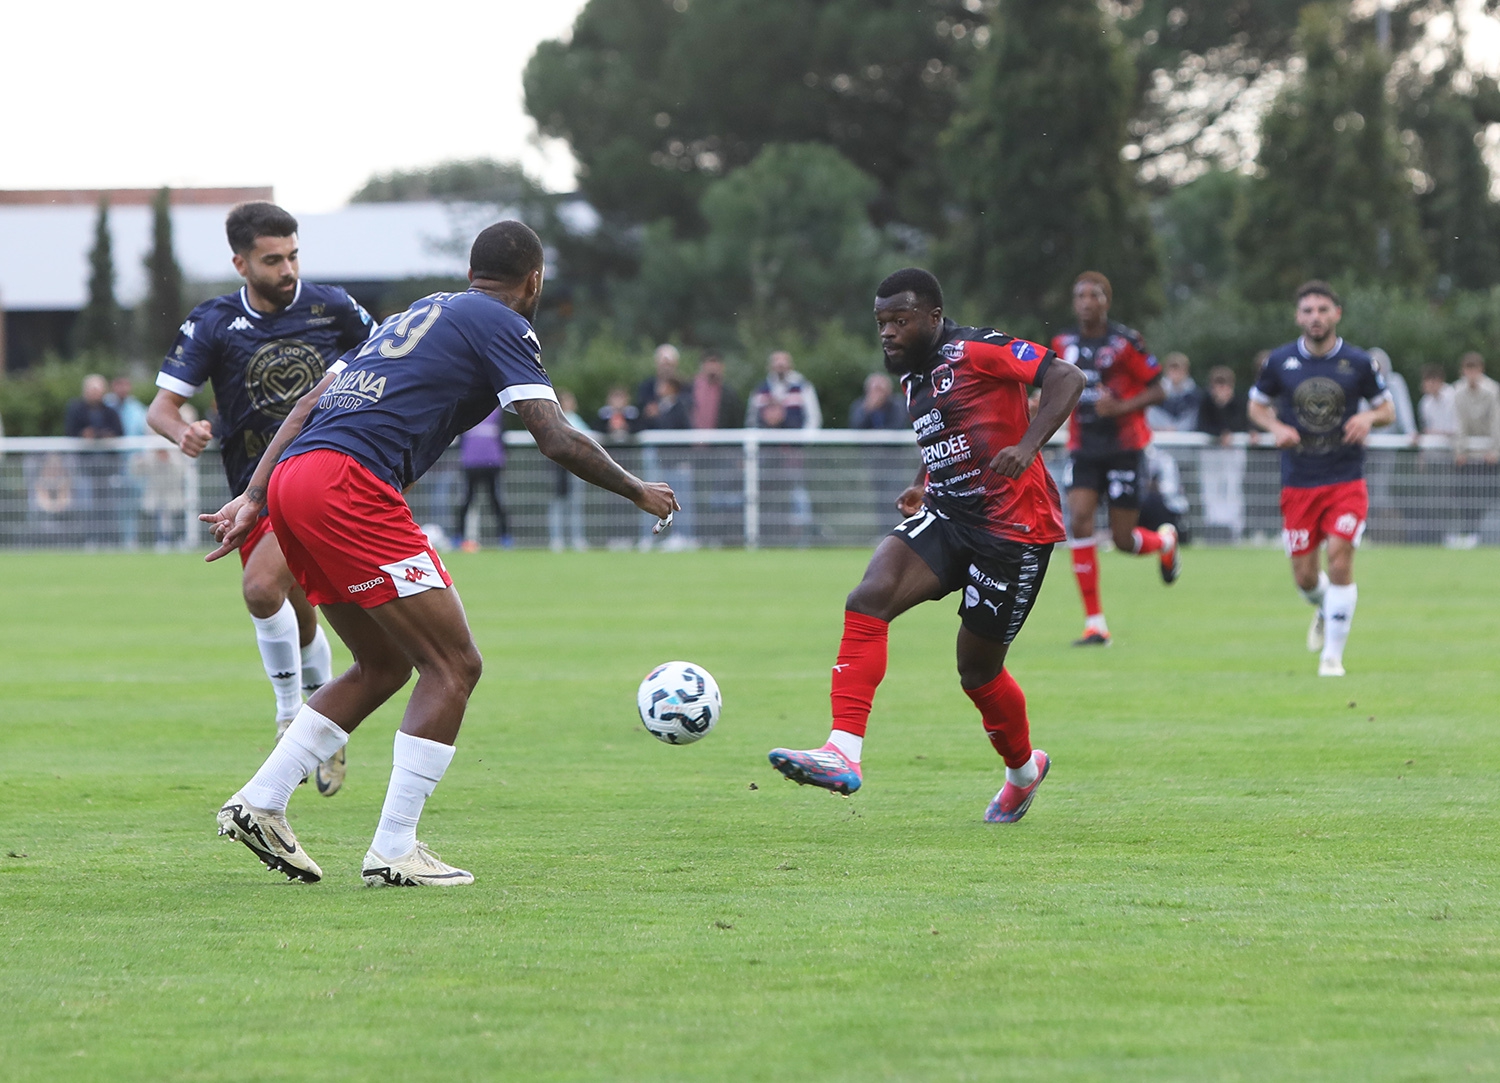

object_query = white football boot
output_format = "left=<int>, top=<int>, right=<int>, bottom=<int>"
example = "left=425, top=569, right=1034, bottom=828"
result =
left=362, top=841, right=474, bottom=887
left=216, top=793, right=322, bottom=883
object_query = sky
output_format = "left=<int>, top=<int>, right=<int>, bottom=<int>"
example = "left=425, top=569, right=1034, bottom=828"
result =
left=1, top=0, right=587, bottom=212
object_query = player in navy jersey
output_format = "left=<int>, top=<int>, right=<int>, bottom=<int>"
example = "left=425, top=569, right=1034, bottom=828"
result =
left=148, top=202, right=374, bottom=794
left=1248, top=281, right=1393, bottom=677
left=767, top=268, right=1083, bottom=822
left=1051, top=271, right=1181, bottom=647
left=201, top=222, right=677, bottom=886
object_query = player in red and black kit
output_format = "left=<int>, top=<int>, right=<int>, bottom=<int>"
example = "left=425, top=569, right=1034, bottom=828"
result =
left=767, top=268, right=1084, bottom=823
left=1052, top=271, right=1180, bottom=646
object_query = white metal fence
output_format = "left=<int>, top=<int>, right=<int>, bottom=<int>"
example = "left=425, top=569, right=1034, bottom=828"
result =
left=0, top=431, right=1493, bottom=550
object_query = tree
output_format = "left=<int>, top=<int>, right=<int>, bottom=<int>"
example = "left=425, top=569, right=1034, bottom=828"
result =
left=351, top=158, right=552, bottom=208
left=77, top=196, right=123, bottom=355
left=630, top=142, right=892, bottom=346
left=942, top=0, right=1161, bottom=335
left=142, top=187, right=184, bottom=360
left=1236, top=5, right=1430, bottom=301
left=1155, top=168, right=1250, bottom=300
left=523, top=0, right=981, bottom=236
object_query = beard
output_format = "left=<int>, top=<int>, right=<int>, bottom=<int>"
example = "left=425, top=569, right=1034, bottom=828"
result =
left=882, top=350, right=911, bottom=376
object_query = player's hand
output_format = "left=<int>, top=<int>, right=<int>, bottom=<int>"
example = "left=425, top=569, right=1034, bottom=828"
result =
left=1092, top=390, right=1122, bottom=418
left=1342, top=412, right=1375, bottom=445
left=178, top=420, right=213, bottom=458
left=895, top=486, right=925, bottom=517
left=989, top=445, right=1035, bottom=479
left=200, top=495, right=259, bottom=562
left=635, top=482, right=678, bottom=520
left=1271, top=422, right=1302, bottom=449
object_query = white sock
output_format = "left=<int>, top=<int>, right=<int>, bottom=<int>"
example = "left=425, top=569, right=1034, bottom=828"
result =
left=371, top=731, right=456, bottom=859
left=1085, top=614, right=1109, bottom=634
left=1321, top=583, right=1357, bottom=664
left=1006, top=755, right=1039, bottom=787
left=1299, top=571, right=1329, bottom=609
left=827, top=730, right=863, bottom=764
left=251, top=600, right=303, bottom=721
left=300, top=624, right=333, bottom=695
left=242, top=706, right=350, bottom=812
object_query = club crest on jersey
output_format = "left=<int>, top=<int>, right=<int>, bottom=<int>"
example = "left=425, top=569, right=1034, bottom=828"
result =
left=245, top=339, right=326, bottom=420
left=941, top=342, right=965, bottom=362
left=932, top=363, right=955, bottom=394
left=1010, top=340, right=1039, bottom=361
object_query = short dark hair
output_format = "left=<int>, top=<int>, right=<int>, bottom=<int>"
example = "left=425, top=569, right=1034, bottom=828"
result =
left=876, top=268, right=944, bottom=311
left=1421, top=363, right=1447, bottom=381
left=1295, top=279, right=1341, bottom=306
left=1075, top=270, right=1112, bottom=304
left=226, top=202, right=298, bottom=255
left=470, top=220, right=544, bottom=282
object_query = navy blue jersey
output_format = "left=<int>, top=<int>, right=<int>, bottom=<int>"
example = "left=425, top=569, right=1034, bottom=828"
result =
left=156, top=281, right=375, bottom=495
left=284, top=289, right=555, bottom=491
left=1250, top=337, right=1388, bottom=488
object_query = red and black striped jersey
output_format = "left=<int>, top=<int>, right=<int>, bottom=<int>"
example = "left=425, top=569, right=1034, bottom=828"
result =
left=900, top=320, right=1066, bottom=545
left=1051, top=322, right=1160, bottom=455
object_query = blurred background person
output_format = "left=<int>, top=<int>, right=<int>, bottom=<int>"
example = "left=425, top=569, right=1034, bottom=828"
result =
left=1418, top=363, right=1458, bottom=438
left=549, top=390, right=591, bottom=552
left=691, top=352, right=744, bottom=544
left=1146, top=352, right=1200, bottom=433
left=847, top=372, right=906, bottom=430
left=1452, top=352, right=1500, bottom=545
left=64, top=374, right=123, bottom=543
left=636, top=371, right=695, bottom=549
left=107, top=374, right=148, bottom=549
left=1196, top=365, right=1250, bottom=542
left=1366, top=348, right=1415, bottom=436
left=690, top=352, right=743, bottom=430
left=453, top=407, right=511, bottom=552
left=748, top=350, right=819, bottom=543
left=595, top=385, right=639, bottom=440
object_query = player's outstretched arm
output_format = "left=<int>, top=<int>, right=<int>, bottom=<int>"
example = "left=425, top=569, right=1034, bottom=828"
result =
left=990, top=360, right=1086, bottom=478
left=1343, top=397, right=1395, bottom=445
left=147, top=388, right=213, bottom=457
left=1248, top=399, right=1300, bottom=448
left=515, top=398, right=678, bottom=519
left=201, top=368, right=341, bottom=561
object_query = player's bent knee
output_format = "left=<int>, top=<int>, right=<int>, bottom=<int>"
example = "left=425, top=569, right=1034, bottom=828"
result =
left=242, top=577, right=287, bottom=618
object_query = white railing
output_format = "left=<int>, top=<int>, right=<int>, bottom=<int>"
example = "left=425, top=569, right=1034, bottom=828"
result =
left=0, top=430, right=1491, bottom=550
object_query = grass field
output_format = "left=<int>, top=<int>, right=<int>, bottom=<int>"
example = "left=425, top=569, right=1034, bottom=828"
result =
left=3, top=544, right=1499, bottom=1081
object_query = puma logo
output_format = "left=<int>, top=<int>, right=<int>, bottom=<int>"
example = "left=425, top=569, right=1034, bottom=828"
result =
left=982, top=599, right=1001, bottom=615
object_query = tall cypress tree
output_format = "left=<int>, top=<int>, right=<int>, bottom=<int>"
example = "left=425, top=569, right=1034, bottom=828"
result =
left=941, top=0, right=1161, bottom=335
left=77, top=195, right=123, bottom=355
left=143, top=186, right=185, bottom=359
left=1236, top=5, right=1429, bottom=301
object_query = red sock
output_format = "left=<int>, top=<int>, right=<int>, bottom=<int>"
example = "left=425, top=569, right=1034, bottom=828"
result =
left=965, top=669, right=1032, bottom=769
left=829, top=611, right=889, bottom=738
left=1131, top=527, right=1163, bottom=555
left=1070, top=541, right=1102, bottom=619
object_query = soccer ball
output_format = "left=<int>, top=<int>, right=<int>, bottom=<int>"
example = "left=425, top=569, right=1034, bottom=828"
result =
left=637, top=661, right=721, bottom=745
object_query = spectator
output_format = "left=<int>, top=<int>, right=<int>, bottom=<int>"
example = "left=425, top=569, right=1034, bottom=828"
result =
left=1196, top=366, right=1249, bottom=446
left=131, top=447, right=191, bottom=550
left=1418, top=363, right=1458, bottom=436
left=106, top=375, right=148, bottom=436
left=1366, top=349, right=1416, bottom=435
left=549, top=390, right=590, bottom=552
left=1146, top=352, right=1200, bottom=432
left=635, top=343, right=682, bottom=422
left=453, top=407, right=511, bottom=551
left=1453, top=352, right=1500, bottom=466
left=690, top=353, right=743, bottom=430
left=847, top=373, right=907, bottom=429
left=637, top=375, right=693, bottom=431
left=1196, top=365, right=1249, bottom=542
left=596, top=386, right=639, bottom=438
left=747, top=350, right=821, bottom=429
left=65, top=374, right=123, bottom=438
left=636, top=373, right=695, bottom=549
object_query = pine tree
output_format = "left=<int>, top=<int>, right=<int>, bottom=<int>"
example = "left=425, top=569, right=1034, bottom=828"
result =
left=1236, top=5, right=1429, bottom=301
left=77, top=196, right=122, bottom=355
left=941, top=0, right=1161, bottom=336
left=142, top=187, right=185, bottom=359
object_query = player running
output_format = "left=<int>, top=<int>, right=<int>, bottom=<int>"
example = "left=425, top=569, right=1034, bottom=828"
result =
left=202, top=221, right=677, bottom=886
left=1051, top=271, right=1180, bottom=646
left=1247, top=281, right=1392, bottom=677
left=148, top=202, right=373, bottom=795
left=767, top=268, right=1083, bottom=822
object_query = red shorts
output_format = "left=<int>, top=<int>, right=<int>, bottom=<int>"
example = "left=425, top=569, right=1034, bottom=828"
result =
left=1280, top=479, right=1368, bottom=557
left=239, top=514, right=275, bottom=567
left=267, top=448, right=452, bottom=609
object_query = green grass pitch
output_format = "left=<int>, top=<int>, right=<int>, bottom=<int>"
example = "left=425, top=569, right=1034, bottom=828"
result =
left=2, top=545, right=1499, bottom=1081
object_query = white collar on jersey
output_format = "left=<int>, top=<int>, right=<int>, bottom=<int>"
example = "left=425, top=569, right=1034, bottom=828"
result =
left=238, top=279, right=303, bottom=319
left=1296, top=335, right=1343, bottom=361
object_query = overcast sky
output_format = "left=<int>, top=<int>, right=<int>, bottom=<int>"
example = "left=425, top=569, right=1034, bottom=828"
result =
left=2, top=0, right=587, bottom=212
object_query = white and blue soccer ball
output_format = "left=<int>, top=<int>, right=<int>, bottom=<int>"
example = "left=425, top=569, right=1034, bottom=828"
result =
left=637, top=661, right=721, bottom=745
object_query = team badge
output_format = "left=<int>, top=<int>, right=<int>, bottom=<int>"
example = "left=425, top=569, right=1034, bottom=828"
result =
left=932, top=363, right=955, bottom=394
left=245, top=339, right=326, bottom=420
left=941, top=342, right=965, bottom=362
left=1010, top=340, right=1039, bottom=361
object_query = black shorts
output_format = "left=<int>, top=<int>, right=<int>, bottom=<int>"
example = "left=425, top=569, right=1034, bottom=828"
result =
left=1065, top=450, right=1144, bottom=510
left=890, top=509, right=1052, bottom=645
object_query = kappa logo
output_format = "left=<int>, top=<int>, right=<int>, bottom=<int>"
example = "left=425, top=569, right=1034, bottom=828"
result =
left=348, top=577, right=385, bottom=594
left=1284, top=357, right=1302, bottom=370
left=522, top=328, right=542, bottom=359
left=179, top=319, right=195, bottom=340
left=941, top=342, right=965, bottom=362
left=1334, top=512, right=1359, bottom=535
left=403, top=566, right=428, bottom=583
left=228, top=316, right=253, bottom=332
left=378, top=552, right=447, bottom=598
left=932, top=363, right=955, bottom=394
